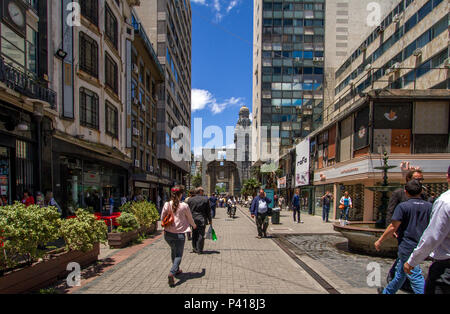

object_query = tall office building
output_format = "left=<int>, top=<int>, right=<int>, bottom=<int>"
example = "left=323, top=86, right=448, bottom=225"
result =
left=135, top=0, right=192, bottom=197
left=252, top=0, right=399, bottom=163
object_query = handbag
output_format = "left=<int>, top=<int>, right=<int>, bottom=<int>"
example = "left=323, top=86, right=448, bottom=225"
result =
left=161, top=202, right=174, bottom=228
left=339, top=204, right=345, bottom=210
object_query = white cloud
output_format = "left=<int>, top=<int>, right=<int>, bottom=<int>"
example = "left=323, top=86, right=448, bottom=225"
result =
left=191, top=89, right=244, bottom=115
left=191, top=0, right=241, bottom=22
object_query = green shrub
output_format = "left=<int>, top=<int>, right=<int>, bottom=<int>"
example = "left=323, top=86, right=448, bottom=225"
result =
left=130, top=201, right=159, bottom=229
left=116, top=212, right=139, bottom=233
left=119, top=201, right=133, bottom=213
left=59, top=209, right=107, bottom=252
left=0, top=202, right=61, bottom=270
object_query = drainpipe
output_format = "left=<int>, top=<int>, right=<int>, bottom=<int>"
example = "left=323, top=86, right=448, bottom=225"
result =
left=33, top=102, right=44, bottom=192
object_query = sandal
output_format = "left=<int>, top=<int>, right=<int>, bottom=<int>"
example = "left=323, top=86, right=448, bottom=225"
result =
left=175, top=269, right=183, bottom=275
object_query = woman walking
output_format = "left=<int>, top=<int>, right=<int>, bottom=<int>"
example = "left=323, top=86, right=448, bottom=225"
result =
left=161, top=185, right=197, bottom=287
left=339, top=191, right=352, bottom=225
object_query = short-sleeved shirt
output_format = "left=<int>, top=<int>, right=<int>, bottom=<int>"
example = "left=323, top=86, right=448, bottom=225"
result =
left=392, top=198, right=433, bottom=257
left=323, top=195, right=332, bottom=207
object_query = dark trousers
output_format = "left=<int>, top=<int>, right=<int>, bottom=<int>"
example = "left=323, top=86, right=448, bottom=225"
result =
left=164, top=231, right=185, bottom=275
left=322, top=205, right=330, bottom=222
left=192, top=222, right=206, bottom=253
left=256, top=213, right=269, bottom=236
left=293, top=206, right=300, bottom=222
left=425, top=259, right=450, bottom=294
left=211, top=206, right=216, bottom=218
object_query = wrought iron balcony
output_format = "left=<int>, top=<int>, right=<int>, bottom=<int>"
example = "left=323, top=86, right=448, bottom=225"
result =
left=0, top=58, right=57, bottom=110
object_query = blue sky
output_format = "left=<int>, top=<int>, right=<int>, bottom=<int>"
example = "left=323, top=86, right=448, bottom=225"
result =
left=190, top=0, right=253, bottom=155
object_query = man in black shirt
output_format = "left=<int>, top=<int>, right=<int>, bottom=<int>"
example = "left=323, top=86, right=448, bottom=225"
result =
left=375, top=180, right=432, bottom=294
left=386, top=168, right=426, bottom=225
left=187, top=187, right=212, bottom=254
left=321, top=191, right=333, bottom=222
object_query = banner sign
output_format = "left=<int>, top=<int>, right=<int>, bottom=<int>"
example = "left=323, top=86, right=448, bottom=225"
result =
left=295, top=138, right=310, bottom=187
left=277, top=176, right=286, bottom=189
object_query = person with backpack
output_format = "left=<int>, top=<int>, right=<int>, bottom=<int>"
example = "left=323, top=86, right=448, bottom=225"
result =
left=161, top=185, right=197, bottom=287
left=374, top=180, right=433, bottom=294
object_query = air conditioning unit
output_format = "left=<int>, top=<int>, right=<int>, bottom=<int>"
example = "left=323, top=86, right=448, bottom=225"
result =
left=360, top=43, right=367, bottom=51
left=349, top=79, right=355, bottom=86
left=385, top=68, right=392, bottom=75
left=413, top=48, right=422, bottom=57
left=376, top=26, right=385, bottom=33
left=391, top=62, right=401, bottom=72
left=141, top=104, right=146, bottom=112
left=134, top=160, right=140, bottom=167
left=365, top=63, right=372, bottom=71
left=313, top=57, right=324, bottom=62
left=133, top=97, right=139, bottom=105
left=132, top=127, right=140, bottom=136
left=393, top=13, right=402, bottom=23
left=133, top=64, right=139, bottom=74
left=444, top=58, right=450, bottom=68
left=125, top=25, right=135, bottom=41
left=149, top=166, right=154, bottom=172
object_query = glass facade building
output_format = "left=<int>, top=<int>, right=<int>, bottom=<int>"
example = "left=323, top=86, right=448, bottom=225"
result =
left=256, top=0, right=325, bottom=153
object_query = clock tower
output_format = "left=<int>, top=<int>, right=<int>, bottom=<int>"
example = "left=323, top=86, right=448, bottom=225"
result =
left=1, top=0, right=27, bottom=36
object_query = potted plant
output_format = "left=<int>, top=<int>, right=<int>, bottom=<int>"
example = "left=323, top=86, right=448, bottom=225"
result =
left=120, top=201, right=159, bottom=235
left=107, top=212, right=140, bottom=248
left=0, top=204, right=106, bottom=294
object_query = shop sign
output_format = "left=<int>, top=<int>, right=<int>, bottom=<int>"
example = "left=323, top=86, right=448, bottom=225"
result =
left=277, top=176, right=286, bottom=189
left=295, top=138, right=310, bottom=187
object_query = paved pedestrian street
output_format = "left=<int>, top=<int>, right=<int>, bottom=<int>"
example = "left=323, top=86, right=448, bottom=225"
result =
left=74, top=206, right=327, bottom=294
left=46, top=205, right=431, bottom=295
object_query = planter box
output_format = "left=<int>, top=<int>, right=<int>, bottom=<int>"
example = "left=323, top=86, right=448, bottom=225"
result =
left=0, top=243, right=100, bottom=294
left=108, top=229, right=139, bottom=248
left=139, top=222, right=157, bottom=236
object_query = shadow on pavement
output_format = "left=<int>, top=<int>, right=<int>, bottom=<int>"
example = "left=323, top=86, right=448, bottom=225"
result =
left=200, top=250, right=220, bottom=255
left=174, top=268, right=206, bottom=287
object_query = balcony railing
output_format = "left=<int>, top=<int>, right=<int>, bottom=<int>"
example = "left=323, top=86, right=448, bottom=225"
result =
left=0, top=58, right=57, bottom=109
left=132, top=22, right=164, bottom=77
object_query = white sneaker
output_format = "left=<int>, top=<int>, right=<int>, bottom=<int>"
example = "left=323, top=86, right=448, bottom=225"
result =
left=300, top=221, right=304, bottom=224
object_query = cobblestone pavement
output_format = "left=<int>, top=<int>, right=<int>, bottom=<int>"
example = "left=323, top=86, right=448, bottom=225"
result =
left=74, top=206, right=327, bottom=294
left=284, top=234, right=431, bottom=293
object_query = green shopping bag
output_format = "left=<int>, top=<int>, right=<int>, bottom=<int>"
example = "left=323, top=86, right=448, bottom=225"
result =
left=211, top=227, right=217, bottom=242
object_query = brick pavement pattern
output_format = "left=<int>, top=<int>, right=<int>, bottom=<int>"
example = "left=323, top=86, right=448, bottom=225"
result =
left=75, top=205, right=327, bottom=294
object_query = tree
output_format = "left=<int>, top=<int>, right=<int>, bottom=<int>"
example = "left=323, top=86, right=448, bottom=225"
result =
left=192, top=173, right=202, bottom=188
left=241, top=178, right=261, bottom=197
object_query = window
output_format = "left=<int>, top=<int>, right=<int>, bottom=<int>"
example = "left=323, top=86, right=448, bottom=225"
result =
left=1, top=23, right=25, bottom=71
left=79, top=32, right=98, bottom=77
left=80, top=88, right=99, bottom=129
left=105, top=101, right=118, bottom=138
left=80, top=0, right=98, bottom=25
left=105, top=53, right=118, bottom=94
left=105, top=4, right=118, bottom=48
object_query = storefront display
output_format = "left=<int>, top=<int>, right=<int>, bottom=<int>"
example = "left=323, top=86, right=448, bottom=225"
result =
left=314, top=184, right=334, bottom=218
left=0, top=147, right=10, bottom=204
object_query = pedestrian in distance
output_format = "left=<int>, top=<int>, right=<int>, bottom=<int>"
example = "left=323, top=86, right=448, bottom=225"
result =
left=45, top=190, right=62, bottom=214
left=403, top=165, right=450, bottom=294
left=161, top=185, right=197, bottom=287
left=250, top=189, right=272, bottom=239
left=187, top=187, right=212, bottom=254
left=374, top=180, right=432, bottom=294
left=291, top=189, right=303, bottom=224
left=339, top=191, right=352, bottom=224
left=21, top=190, right=35, bottom=207
left=321, top=191, right=333, bottom=223
left=209, top=192, right=218, bottom=219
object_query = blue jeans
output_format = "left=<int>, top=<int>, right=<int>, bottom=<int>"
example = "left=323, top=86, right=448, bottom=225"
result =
left=211, top=206, right=216, bottom=218
left=383, top=254, right=425, bottom=294
left=164, top=231, right=185, bottom=275
left=322, top=205, right=330, bottom=222
left=340, top=206, right=349, bottom=220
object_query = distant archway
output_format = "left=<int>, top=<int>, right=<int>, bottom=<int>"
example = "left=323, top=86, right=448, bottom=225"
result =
left=205, top=160, right=240, bottom=196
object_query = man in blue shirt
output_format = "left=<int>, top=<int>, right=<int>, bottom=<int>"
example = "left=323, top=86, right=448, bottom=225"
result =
left=250, top=189, right=272, bottom=239
left=374, top=180, right=432, bottom=294
left=209, top=193, right=218, bottom=219
left=291, top=189, right=303, bottom=224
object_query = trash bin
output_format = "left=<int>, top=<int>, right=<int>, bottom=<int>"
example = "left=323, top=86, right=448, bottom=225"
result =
left=271, top=207, right=281, bottom=224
